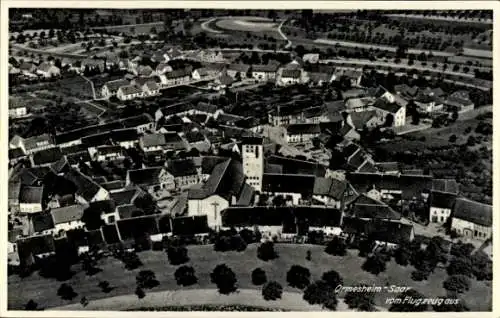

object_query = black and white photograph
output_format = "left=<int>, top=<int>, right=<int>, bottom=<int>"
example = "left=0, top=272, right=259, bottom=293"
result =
left=2, top=2, right=496, bottom=314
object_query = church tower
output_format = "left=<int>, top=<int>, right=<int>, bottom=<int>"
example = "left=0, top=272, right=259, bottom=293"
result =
left=241, top=137, right=264, bottom=192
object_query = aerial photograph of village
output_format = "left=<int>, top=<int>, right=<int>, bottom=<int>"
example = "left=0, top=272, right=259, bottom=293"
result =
left=5, top=7, right=493, bottom=313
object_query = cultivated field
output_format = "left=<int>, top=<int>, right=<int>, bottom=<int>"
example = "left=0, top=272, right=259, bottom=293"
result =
left=8, top=244, right=491, bottom=311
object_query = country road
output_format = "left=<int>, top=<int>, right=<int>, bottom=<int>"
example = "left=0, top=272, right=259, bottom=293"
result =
left=11, top=44, right=87, bottom=59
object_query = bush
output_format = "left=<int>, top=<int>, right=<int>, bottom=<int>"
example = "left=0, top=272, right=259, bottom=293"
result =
left=286, top=265, right=311, bottom=289
left=449, top=135, right=457, bottom=143
left=57, top=283, right=77, bottom=300
left=306, top=250, right=312, bottom=261
left=411, top=270, right=429, bottom=281
left=231, top=235, right=248, bottom=252
left=98, top=280, right=113, bottom=293
left=210, top=264, right=238, bottom=295
left=466, top=135, right=476, bottom=146
left=167, top=245, right=189, bottom=265
left=136, top=270, right=159, bottom=289
left=362, top=253, right=387, bottom=275
left=307, top=230, right=325, bottom=245
left=257, top=241, right=278, bottom=261
left=239, top=228, right=260, bottom=244
left=303, top=280, right=337, bottom=310
left=251, top=268, right=267, bottom=286
left=325, top=236, right=347, bottom=256
left=122, top=251, right=143, bottom=270
left=25, top=299, right=38, bottom=310
left=262, top=281, right=283, bottom=301
left=344, top=283, right=376, bottom=311
left=443, top=275, right=470, bottom=293
left=321, top=270, right=343, bottom=288
left=465, top=126, right=472, bottom=134
left=394, top=244, right=412, bottom=266
left=471, top=251, right=492, bottom=281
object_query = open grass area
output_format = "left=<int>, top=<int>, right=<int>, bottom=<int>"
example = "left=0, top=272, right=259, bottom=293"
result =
left=8, top=244, right=491, bottom=311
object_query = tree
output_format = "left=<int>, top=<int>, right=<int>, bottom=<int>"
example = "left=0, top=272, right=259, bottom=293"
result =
left=311, top=137, right=321, bottom=149
left=257, top=241, right=278, bottom=261
left=384, top=113, right=394, bottom=127
left=411, top=270, right=429, bottom=281
left=272, top=195, right=285, bottom=207
left=449, top=135, right=457, bottom=143
left=344, top=283, right=376, bottom=311
left=174, top=265, right=198, bottom=287
left=443, top=275, right=470, bottom=293
left=358, top=238, right=375, bottom=257
left=98, top=281, right=113, bottom=293
left=122, top=251, right=143, bottom=270
left=80, top=296, right=89, bottom=307
left=210, top=264, right=238, bottom=294
left=239, top=228, right=259, bottom=244
left=252, top=268, right=267, bottom=285
left=167, top=245, right=189, bottom=265
left=81, top=253, right=101, bottom=276
left=362, top=253, right=387, bottom=275
left=394, top=243, right=412, bottom=266
left=231, top=234, right=248, bottom=252
left=389, top=289, right=428, bottom=311
left=447, top=257, right=473, bottom=277
left=57, top=283, right=77, bottom=300
left=262, top=281, right=283, bottom=301
left=321, top=270, right=343, bottom=288
left=135, top=286, right=145, bottom=299
left=451, top=110, right=459, bottom=122
left=303, top=280, right=337, bottom=310
left=136, top=270, right=159, bottom=289
left=471, top=251, right=492, bottom=281
left=325, top=236, right=347, bottom=256
left=286, top=265, right=311, bottom=289
left=25, top=299, right=38, bottom=310
left=433, top=297, right=469, bottom=312
left=306, top=250, right=312, bottom=261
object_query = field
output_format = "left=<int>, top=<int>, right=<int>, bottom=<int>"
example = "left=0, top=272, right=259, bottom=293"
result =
left=8, top=244, right=491, bottom=311
left=200, top=17, right=286, bottom=42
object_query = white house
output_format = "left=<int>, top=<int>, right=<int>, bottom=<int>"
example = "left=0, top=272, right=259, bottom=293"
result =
left=9, top=102, right=28, bottom=119
left=51, top=204, right=86, bottom=233
left=277, top=68, right=303, bottom=86
left=94, top=145, right=125, bottom=162
left=302, top=53, right=320, bottom=64
left=141, top=81, right=160, bottom=97
left=156, top=62, right=173, bottom=75
left=428, top=191, right=456, bottom=224
left=251, top=64, right=279, bottom=82
left=65, top=169, right=110, bottom=205
left=126, top=167, right=175, bottom=193
left=285, top=123, right=321, bottom=144
left=371, top=98, right=406, bottom=127
left=19, top=186, right=44, bottom=214
left=450, top=198, right=492, bottom=240
left=117, top=85, right=144, bottom=101
left=101, top=79, right=130, bottom=98
left=36, top=62, right=61, bottom=78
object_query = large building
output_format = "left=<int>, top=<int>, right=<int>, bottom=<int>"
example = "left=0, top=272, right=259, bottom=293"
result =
left=241, top=137, right=264, bottom=192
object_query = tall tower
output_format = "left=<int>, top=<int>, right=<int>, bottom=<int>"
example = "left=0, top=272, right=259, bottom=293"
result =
left=242, top=137, right=264, bottom=192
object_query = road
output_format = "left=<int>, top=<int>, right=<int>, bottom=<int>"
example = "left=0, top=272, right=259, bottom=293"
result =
left=384, top=14, right=493, bottom=24
left=11, top=44, right=88, bottom=59
left=277, top=19, right=292, bottom=49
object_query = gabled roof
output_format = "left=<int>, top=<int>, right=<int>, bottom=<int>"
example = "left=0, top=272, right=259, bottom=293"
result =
left=118, top=85, right=143, bottom=95
left=117, top=204, right=143, bottom=219
left=24, top=134, right=53, bottom=152
left=19, top=186, right=44, bottom=204
left=452, top=198, right=492, bottom=227
left=228, top=64, right=250, bottom=73
left=121, top=113, right=153, bottom=128
left=281, top=69, right=301, bottom=78
left=349, top=110, right=378, bottom=130
left=109, top=188, right=141, bottom=206
left=349, top=194, right=401, bottom=220
left=430, top=191, right=457, bottom=210
left=65, top=169, right=103, bottom=202
left=188, top=159, right=245, bottom=201
left=166, top=67, right=192, bottom=79
left=101, top=180, right=126, bottom=192
left=252, top=64, right=279, bottom=73
left=287, top=123, right=321, bottom=135
left=343, top=217, right=413, bottom=244
left=375, top=162, right=399, bottom=173
left=32, top=212, right=55, bottom=233
left=51, top=204, right=85, bottom=225
left=9, top=180, right=21, bottom=200
left=235, top=183, right=255, bottom=206
left=167, top=159, right=198, bottom=177
left=372, top=98, right=402, bottom=114
left=104, top=79, right=130, bottom=92
left=313, top=177, right=348, bottom=200
left=262, top=173, right=316, bottom=195
left=432, top=179, right=459, bottom=194
left=267, top=155, right=326, bottom=177
left=111, top=128, right=138, bottom=142
left=141, top=133, right=167, bottom=147
left=128, top=167, right=165, bottom=187
left=32, top=147, right=63, bottom=166
left=9, top=148, right=26, bottom=160
left=17, top=234, right=55, bottom=257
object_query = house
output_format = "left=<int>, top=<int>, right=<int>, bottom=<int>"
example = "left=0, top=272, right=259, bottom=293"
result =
left=51, top=204, right=86, bottom=233
left=121, top=113, right=154, bottom=134
left=307, top=72, right=334, bottom=87
left=251, top=64, right=279, bottom=82
left=19, top=62, right=36, bottom=75
left=140, top=133, right=186, bottom=153
left=262, top=173, right=316, bottom=205
left=432, top=179, right=459, bottom=195
left=168, top=48, right=184, bottom=60
left=156, top=62, right=173, bottom=75
left=343, top=217, right=414, bottom=249
left=19, top=134, right=55, bottom=155
left=142, top=80, right=160, bottom=97
left=9, top=148, right=28, bottom=165
left=17, top=235, right=56, bottom=267
left=347, top=194, right=401, bottom=220
left=192, top=67, right=218, bottom=80
left=126, top=167, right=175, bottom=192
left=101, top=180, right=126, bottom=193
left=394, top=84, right=419, bottom=99
left=19, top=186, right=44, bottom=214
left=9, top=97, right=28, bottom=119
left=117, top=85, right=143, bottom=101
left=338, top=124, right=361, bottom=141
left=414, top=93, right=444, bottom=113
left=444, top=91, right=475, bottom=113
left=371, top=98, right=406, bottom=127
left=110, top=128, right=139, bottom=149
left=226, top=64, right=250, bottom=79
left=429, top=191, right=456, bottom=224
left=65, top=169, right=110, bottom=205
left=344, top=146, right=376, bottom=172
left=86, top=200, right=117, bottom=226
left=346, top=110, right=379, bottom=131
left=213, top=72, right=236, bottom=90
left=136, top=65, right=154, bottom=77
left=166, top=159, right=200, bottom=189
left=36, top=62, right=60, bottom=78
left=302, top=53, right=320, bottom=64
left=278, top=69, right=302, bottom=86
left=198, top=50, right=225, bottom=63
left=101, top=79, right=130, bottom=98
left=30, top=147, right=63, bottom=167
left=450, top=198, right=492, bottom=240
left=187, top=159, right=253, bottom=229
left=80, top=59, right=105, bottom=74
left=266, top=155, right=327, bottom=177
left=312, top=177, right=354, bottom=209
left=8, top=181, right=21, bottom=214
left=285, top=123, right=321, bottom=144
left=375, top=162, right=400, bottom=174
left=94, top=145, right=125, bottom=162
left=163, top=67, right=192, bottom=86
